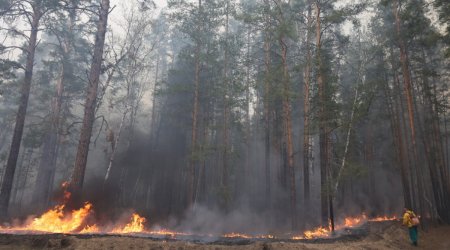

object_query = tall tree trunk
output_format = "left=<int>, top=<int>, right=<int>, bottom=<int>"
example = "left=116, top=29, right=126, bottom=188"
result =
left=314, top=1, right=328, bottom=227
left=245, top=25, right=251, bottom=191
left=263, top=0, right=272, bottom=206
left=333, top=89, right=358, bottom=196
left=187, top=0, right=202, bottom=207
left=397, top=72, right=417, bottom=209
left=0, top=6, right=41, bottom=219
left=302, top=1, right=313, bottom=207
left=393, top=0, right=425, bottom=217
left=329, top=89, right=358, bottom=232
left=221, top=0, right=230, bottom=194
left=419, top=50, right=450, bottom=222
left=70, top=0, right=110, bottom=200
left=430, top=62, right=450, bottom=222
left=415, top=86, right=443, bottom=221
left=280, top=37, right=296, bottom=230
left=382, top=64, right=412, bottom=208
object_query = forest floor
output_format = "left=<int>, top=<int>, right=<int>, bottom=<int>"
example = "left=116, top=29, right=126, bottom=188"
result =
left=0, top=221, right=449, bottom=250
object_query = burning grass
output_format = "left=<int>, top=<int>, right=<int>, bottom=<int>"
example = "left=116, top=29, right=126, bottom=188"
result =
left=0, top=204, right=146, bottom=235
left=291, top=214, right=399, bottom=240
left=0, top=202, right=398, bottom=241
left=0, top=184, right=398, bottom=241
left=0, top=201, right=398, bottom=241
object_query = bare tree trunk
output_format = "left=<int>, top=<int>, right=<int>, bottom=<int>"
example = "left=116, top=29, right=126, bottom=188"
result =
left=393, top=0, right=417, bottom=154
left=314, top=1, right=328, bottom=227
left=397, top=73, right=417, bottom=209
left=187, top=46, right=200, bottom=207
left=104, top=109, right=128, bottom=182
left=221, top=0, right=230, bottom=194
left=302, top=1, right=313, bottom=206
left=333, top=89, right=358, bottom=196
left=0, top=6, right=41, bottom=219
left=382, top=64, right=412, bottom=208
left=70, top=0, right=110, bottom=199
left=280, top=36, right=297, bottom=230
left=245, top=25, right=251, bottom=191
left=263, top=0, right=272, bottom=205
left=187, top=0, right=202, bottom=207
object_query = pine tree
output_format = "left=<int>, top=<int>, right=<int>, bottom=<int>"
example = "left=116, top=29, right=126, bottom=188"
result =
left=70, top=0, right=111, bottom=200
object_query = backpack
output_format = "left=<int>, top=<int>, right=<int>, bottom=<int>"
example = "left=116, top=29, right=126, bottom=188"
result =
left=410, top=212, right=420, bottom=226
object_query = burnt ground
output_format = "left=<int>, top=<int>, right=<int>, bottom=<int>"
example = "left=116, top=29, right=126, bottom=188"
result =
left=0, top=221, right=449, bottom=250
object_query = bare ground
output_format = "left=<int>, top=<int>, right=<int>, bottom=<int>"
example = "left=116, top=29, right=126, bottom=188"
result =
left=0, top=221, right=449, bottom=250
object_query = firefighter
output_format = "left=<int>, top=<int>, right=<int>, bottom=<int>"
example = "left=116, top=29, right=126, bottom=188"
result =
left=403, top=207, right=419, bottom=246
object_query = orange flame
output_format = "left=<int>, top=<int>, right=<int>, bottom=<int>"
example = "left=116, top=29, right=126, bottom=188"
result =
left=0, top=181, right=152, bottom=235
left=146, top=228, right=188, bottom=237
left=80, top=224, right=100, bottom=234
left=291, top=213, right=398, bottom=240
left=0, top=180, right=398, bottom=238
left=8, top=202, right=93, bottom=233
left=0, top=184, right=397, bottom=243
left=222, top=232, right=275, bottom=239
left=369, top=215, right=397, bottom=221
left=113, top=213, right=146, bottom=233
left=223, top=232, right=252, bottom=238
left=0, top=204, right=150, bottom=235
left=342, top=214, right=367, bottom=228
left=293, top=227, right=330, bottom=239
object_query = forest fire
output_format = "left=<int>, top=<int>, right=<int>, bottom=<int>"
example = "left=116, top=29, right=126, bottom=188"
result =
left=343, top=214, right=367, bottom=227
left=112, top=213, right=146, bottom=233
left=0, top=201, right=398, bottom=240
left=0, top=202, right=147, bottom=234
left=223, top=232, right=252, bottom=239
left=292, top=214, right=398, bottom=240
left=369, top=215, right=398, bottom=222
left=0, top=206, right=398, bottom=242
left=293, top=227, right=330, bottom=239
left=0, top=182, right=150, bottom=235
left=0, top=183, right=397, bottom=240
left=2, top=202, right=93, bottom=233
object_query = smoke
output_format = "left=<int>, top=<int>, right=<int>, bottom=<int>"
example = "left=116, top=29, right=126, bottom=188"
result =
left=170, top=204, right=275, bottom=235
